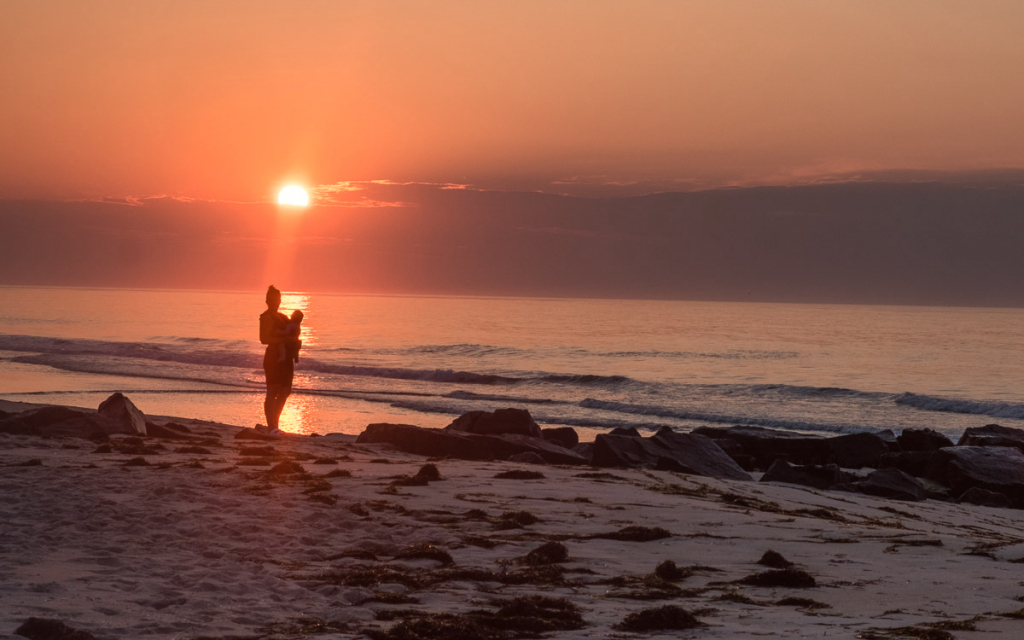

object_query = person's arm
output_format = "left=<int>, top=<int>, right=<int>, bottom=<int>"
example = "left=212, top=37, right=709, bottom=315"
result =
left=259, top=313, right=287, bottom=345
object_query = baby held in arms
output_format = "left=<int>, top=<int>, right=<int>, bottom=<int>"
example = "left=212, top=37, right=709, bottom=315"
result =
left=279, top=310, right=304, bottom=363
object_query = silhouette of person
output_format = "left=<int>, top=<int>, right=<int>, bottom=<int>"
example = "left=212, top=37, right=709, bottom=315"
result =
left=259, top=285, right=292, bottom=431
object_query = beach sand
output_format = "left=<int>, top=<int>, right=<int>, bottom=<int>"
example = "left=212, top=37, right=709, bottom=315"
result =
left=2, top=400, right=1024, bottom=639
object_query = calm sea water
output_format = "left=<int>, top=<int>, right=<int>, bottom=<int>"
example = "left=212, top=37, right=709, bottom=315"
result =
left=2, top=286, right=1024, bottom=441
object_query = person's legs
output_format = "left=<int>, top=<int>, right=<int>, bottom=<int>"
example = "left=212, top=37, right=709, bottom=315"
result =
left=265, top=383, right=291, bottom=429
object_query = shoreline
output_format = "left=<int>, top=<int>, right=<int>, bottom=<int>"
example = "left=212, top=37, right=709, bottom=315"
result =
left=2, top=400, right=1024, bottom=639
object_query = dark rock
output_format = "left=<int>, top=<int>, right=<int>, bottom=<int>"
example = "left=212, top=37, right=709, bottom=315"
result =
left=828, top=432, right=888, bottom=468
left=234, top=428, right=278, bottom=441
left=760, top=460, right=844, bottom=490
left=571, top=442, right=593, bottom=461
left=924, top=446, right=1024, bottom=508
left=591, top=427, right=751, bottom=481
left=356, top=423, right=587, bottom=465
left=445, top=408, right=542, bottom=438
left=693, top=426, right=831, bottom=470
left=957, top=487, right=1012, bottom=508
left=835, top=468, right=929, bottom=501
left=0, top=407, right=109, bottom=440
left=541, top=427, right=579, bottom=449
left=898, top=428, right=955, bottom=452
left=97, top=393, right=147, bottom=436
left=738, top=568, right=816, bottom=588
left=876, top=429, right=902, bottom=452
left=15, top=617, right=98, bottom=640
left=879, top=450, right=937, bottom=477
left=614, top=605, right=701, bottom=632
left=758, top=550, right=793, bottom=569
left=957, top=424, right=1024, bottom=453
left=609, top=426, right=643, bottom=437
left=145, top=422, right=194, bottom=439
left=508, top=452, right=546, bottom=464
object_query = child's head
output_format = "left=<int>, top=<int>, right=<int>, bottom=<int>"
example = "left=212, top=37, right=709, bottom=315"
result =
left=290, top=309, right=304, bottom=323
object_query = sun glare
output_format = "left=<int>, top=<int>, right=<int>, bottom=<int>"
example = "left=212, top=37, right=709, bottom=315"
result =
left=278, top=185, right=309, bottom=206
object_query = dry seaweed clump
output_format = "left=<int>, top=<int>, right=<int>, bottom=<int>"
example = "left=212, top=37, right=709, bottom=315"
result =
left=495, top=510, right=540, bottom=529
left=858, top=628, right=955, bottom=640
left=738, top=568, right=816, bottom=588
left=495, top=469, right=546, bottom=480
left=267, top=460, right=306, bottom=477
left=654, top=560, right=689, bottom=581
left=591, top=526, right=671, bottom=542
left=758, top=550, right=794, bottom=569
left=776, top=597, right=830, bottom=609
left=613, top=605, right=702, bottom=632
left=520, top=541, right=569, bottom=566
left=323, top=468, right=353, bottom=478
left=392, top=463, right=443, bottom=487
left=15, top=617, right=98, bottom=640
left=394, top=543, right=454, bottom=566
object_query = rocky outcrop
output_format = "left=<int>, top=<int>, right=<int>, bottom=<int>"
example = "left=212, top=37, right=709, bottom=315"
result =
left=957, top=424, right=1024, bottom=453
left=445, top=408, right=542, bottom=438
left=760, top=460, right=844, bottom=490
left=0, top=406, right=110, bottom=440
left=692, top=426, right=831, bottom=470
left=828, top=432, right=889, bottom=469
left=880, top=451, right=936, bottom=477
left=957, top=487, right=1012, bottom=508
left=542, top=427, right=579, bottom=449
left=923, top=446, right=1024, bottom=508
left=834, top=468, right=929, bottom=501
left=97, top=393, right=147, bottom=436
left=145, top=421, right=194, bottom=439
left=591, top=427, right=751, bottom=481
left=898, top=428, right=954, bottom=451
left=357, top=423, right=587, bottom=465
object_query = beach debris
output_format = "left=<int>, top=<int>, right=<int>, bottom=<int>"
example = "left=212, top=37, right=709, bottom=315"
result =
left=737, top=568, right=816, bottom=588
left=757, top=550, right=794, bottom=569
left=495, top=510, right=540, bottom=529
left=239, top=445, right=277, bottom=457
left=589, top=525, right=671, bottom=542
left=174, top=445, right=211, bottom=455
left=123, top=456, right=149, bottom=467
left=267, top=460, right=306, bottom=477
left=91, top=444, right=112, bottom=454
left=13, top=458, right=43, bottom=467
left=541, top=426, right=579, bottom=449
left=391, top=463, right=443, bottom=487
left=394, top=543, right=454, bottom=565
left=775, top=596, right=830, bottom=609
left=446, top=408, right=543, bottom=438
left=14, top=617, right=98, bottom=640
left=324, top=468, right=353, bottom=478
left=308, top=493, right=337, bottom=505
left=591, top=427, right=752, bottom=480
left=520, top=541, right=569, bottom=565
left=97, top=393, right=147, bottom=436
left=494, top=469, right=545, bottom=480
left=613, top=605, right=702, bottom=632
left=603, top=572, right=688, bottom=600
left=654, top=560, right=688, bottom=581
left=313, top=456, right=337, bottom=464
left=898, top=428, right=955, bottom=451
left=760, top=460, right=844, bottom=490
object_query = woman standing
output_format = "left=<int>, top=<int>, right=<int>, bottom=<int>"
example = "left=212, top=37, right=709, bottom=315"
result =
left=259, top=285, right=292, bottom=431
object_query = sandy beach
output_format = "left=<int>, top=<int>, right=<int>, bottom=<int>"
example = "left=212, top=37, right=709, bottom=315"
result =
left=2, top=399, right=1023, bottom=640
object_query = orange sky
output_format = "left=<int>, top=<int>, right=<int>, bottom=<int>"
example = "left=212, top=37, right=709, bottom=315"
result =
left=3, top=1, right=1024, bottom=201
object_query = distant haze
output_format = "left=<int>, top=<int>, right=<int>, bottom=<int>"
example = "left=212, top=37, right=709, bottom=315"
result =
left=4, top=178, right=1024, bottom=307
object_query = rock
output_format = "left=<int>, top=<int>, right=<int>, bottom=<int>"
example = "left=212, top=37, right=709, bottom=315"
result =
left=898, top=428, right=955, bottom=451
left=924, top=446, right=1024, bottom=508
left=356, top=423, right=587, bottom=465
left=609, top=426, right=643, bottom=437
left=445, top=408, right=543, bottom=438
left=508, top=452, right=546, bottom=464
left=957, top=424, right=1024, bottom=453
left=957, top=487, right=1012, bottom=508
left=760, top=460, right=844, bottom=490
left=876, top=429, right=902, bottom=452
left=97, top=393, right=147, bottom=436
left=0, top=407, right=109, bottom=440
left=571, top=442, right=594, bottom=461
left=541, top=427, right=579, bottom=449
left=827, top=432, right=888, bottom=469
left=693, top=426, right=831, bottom=470
left=145, top=422, right=194, bottom=439
left=835, top=468, right=929, bottom=501
left=14, top=617, right=98, bottom=640
left=591, top=427, right=751, bottom=481
left=879, top=451, right=937, bottom=477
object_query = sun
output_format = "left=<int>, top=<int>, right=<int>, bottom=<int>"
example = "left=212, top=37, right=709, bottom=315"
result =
left=278, top=185, right=309, bottom=206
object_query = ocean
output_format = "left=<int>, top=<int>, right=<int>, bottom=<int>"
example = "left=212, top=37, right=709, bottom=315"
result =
left=2, top=285, right=1024, bottom=441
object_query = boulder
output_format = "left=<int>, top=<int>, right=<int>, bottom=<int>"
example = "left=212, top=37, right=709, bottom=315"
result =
left=760, top=460, right=844, bottom=490
left=445, top=408, right=542, bottom=438
left=898, top=428, right=954, bottom=452
left=957, top=424, right=1024, bottom=453
left=0, top=406, right=109, bottom=440
left=97, top=393, right=147, bottom=436
left=924, top=446, right=1024, bottom=508
left=876, top=429, right=902, bottom=452
left=880, top=450, right=937, bottom=478
left=541, top=427, right=579, bottom=449
left=828, top=432, right=888, bottom=469
left=571, top=442, right=594, bottom=461
left=693, top=426, right=831, bottom=470
left=957, top=487, right=1012, bottom=508
left=357, top=423, right=587, bottom=465
left=609, top=426, right=643, bottom=437
left=835, top=468, right=929, bottom=501
left=591, top=427, right=751, bottom=481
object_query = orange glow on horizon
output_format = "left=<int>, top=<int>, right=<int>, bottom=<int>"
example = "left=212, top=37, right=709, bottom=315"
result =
left=278, top=186, right=309, bottom=207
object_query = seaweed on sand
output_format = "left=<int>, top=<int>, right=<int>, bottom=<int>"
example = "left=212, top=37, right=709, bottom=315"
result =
left=757, top=550, right=794, bottom=569
left=495, top=470, right=545, bottom=480
left=367, top=596, right=584, bottom=640
left=613, top=605, right=702, bottom=632
left=737, top=568, right=816, bottom=588
left=519, top=541, right=569, bottom=566
left=494, top=511, right=540, bottom=529
left=394, top=544, right=454, bottom=566
left=392, top=463, right=443, bottom=487
left=775, top=597, right=830, bottom=609
left=589, top=526, right=671, bottom=542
